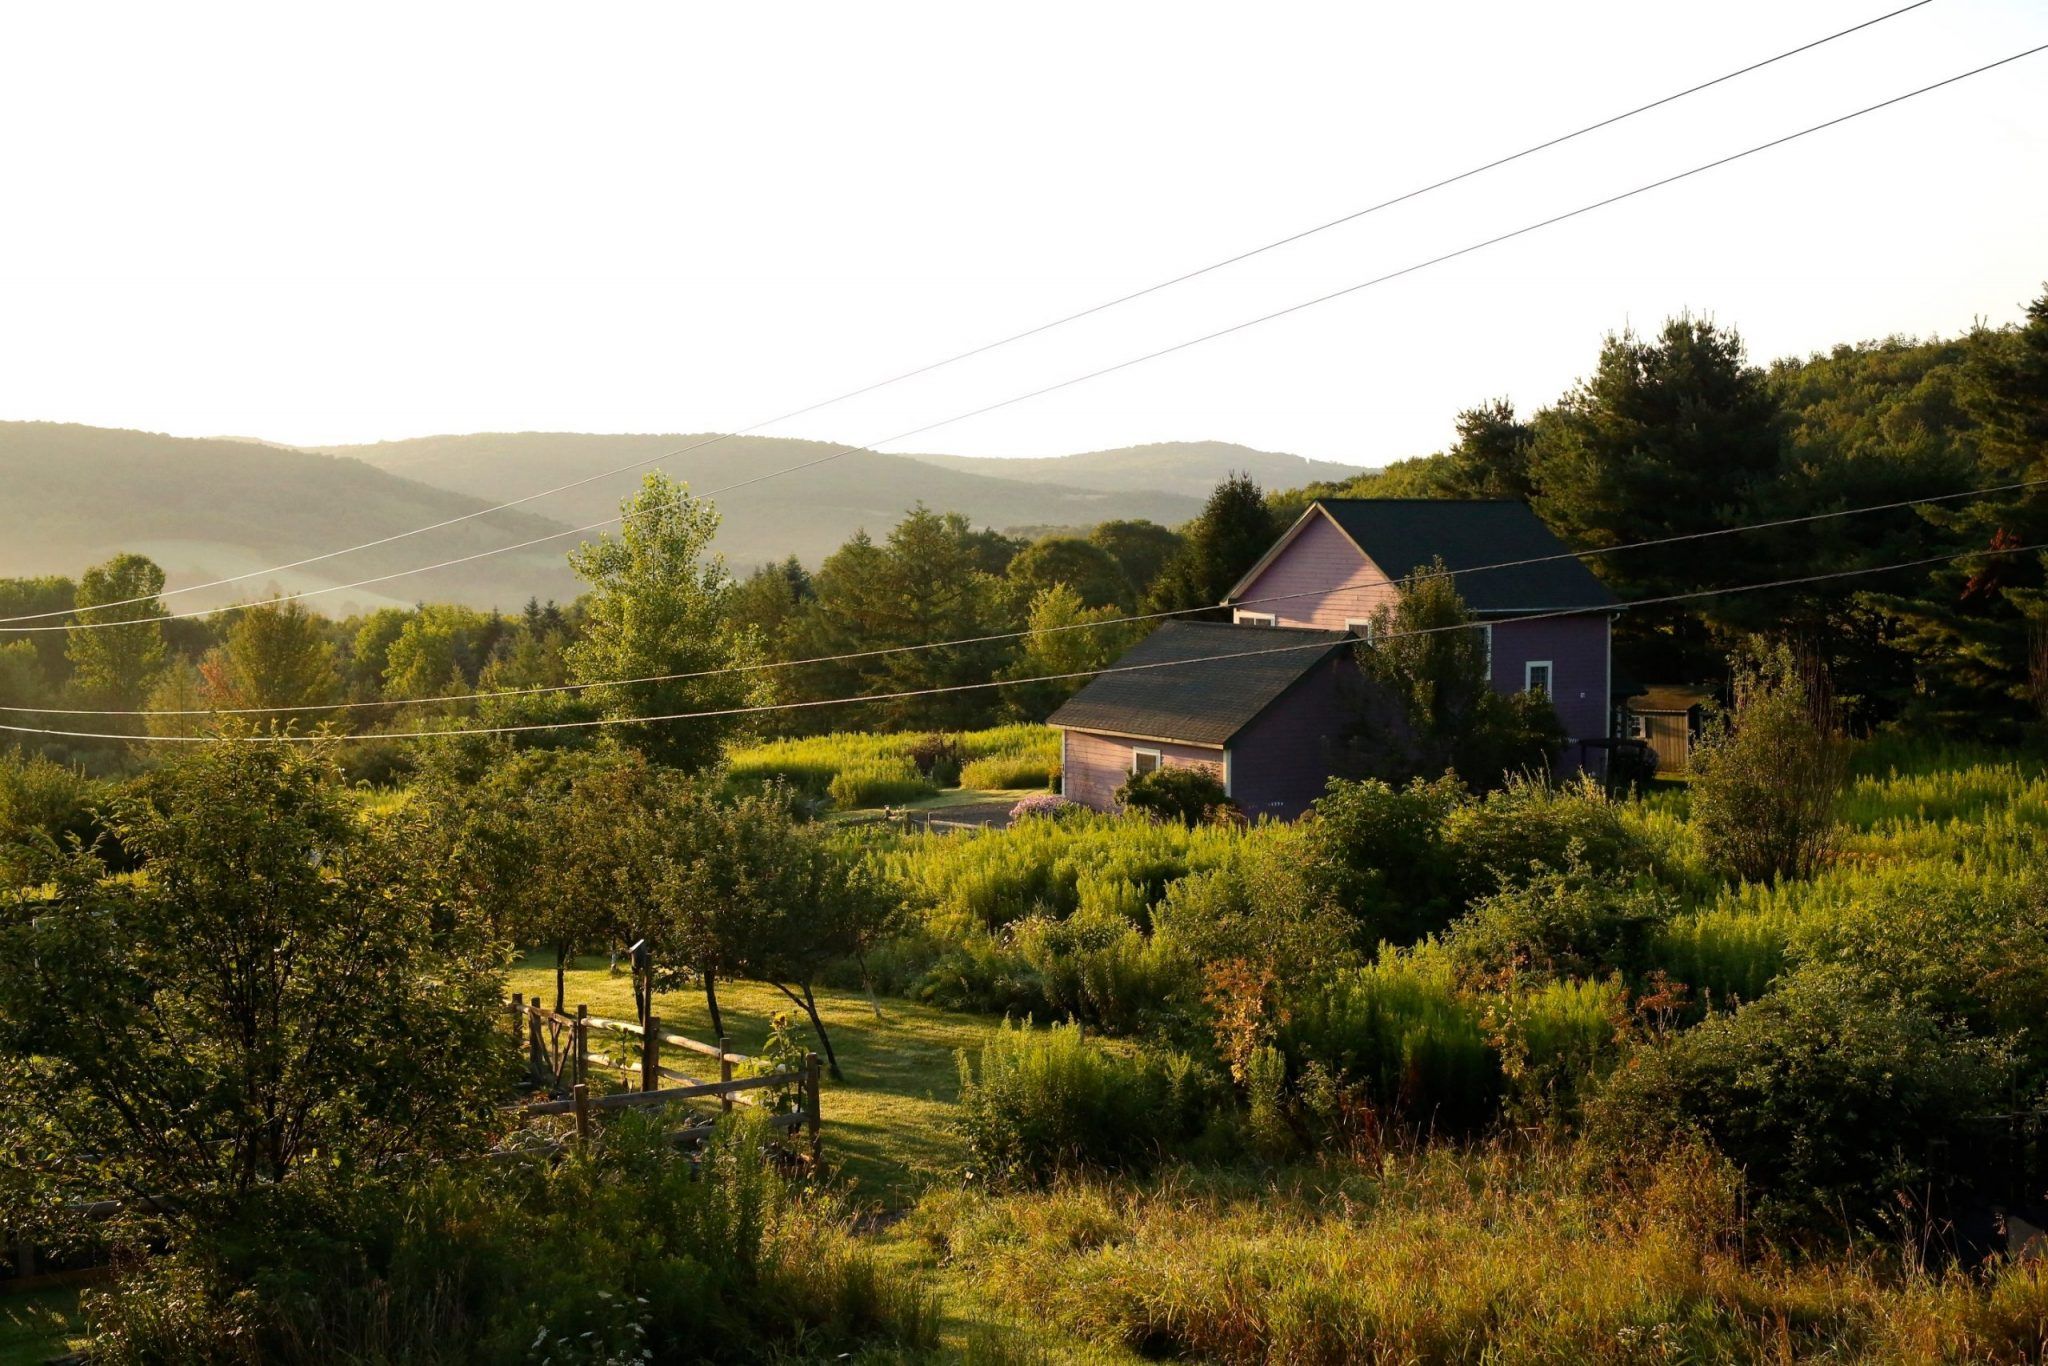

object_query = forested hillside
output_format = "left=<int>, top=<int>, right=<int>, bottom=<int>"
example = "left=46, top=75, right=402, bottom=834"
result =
left=0, top=423, right=581, bottom=612
left=905, top=439, right=1364, bottom=496
left=324, top=431, right=1214, bottom=566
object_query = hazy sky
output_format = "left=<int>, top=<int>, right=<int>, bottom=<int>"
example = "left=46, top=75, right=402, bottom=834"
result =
left=2, top=1, right=2044, bottom=469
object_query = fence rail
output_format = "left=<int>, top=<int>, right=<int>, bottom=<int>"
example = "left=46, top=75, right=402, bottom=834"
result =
left=508, top=994, right=822, bottom=1161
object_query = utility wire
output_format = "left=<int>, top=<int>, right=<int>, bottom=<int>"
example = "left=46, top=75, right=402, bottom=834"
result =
left=0, top=0, right=1950, bottom=630
left=6, top=475, right=2036, bottom=718
left=6, top=536, right=2032, bottom=744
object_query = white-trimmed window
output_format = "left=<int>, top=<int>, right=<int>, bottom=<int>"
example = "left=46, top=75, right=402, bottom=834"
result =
left=1524, top=660, right=1553, bottom=697
left=1131, top=748, right=1162, bottom=775
left=1627, top=712, right=1647, bottom=739
left=1234, top=611, right=1277, bottom=627
left=1345, top=618, right=1375, bottom=642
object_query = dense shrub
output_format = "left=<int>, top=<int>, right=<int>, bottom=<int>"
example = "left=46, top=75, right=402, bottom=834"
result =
left=1445, top=867, right=1674, bottom=984
left=1587, top=966, right=2010, bottom=1230
left=953, top=1020, right=1217, bottom=1187
left=1439, top=775, right=1647, bottom=905
left=83, top=1113, right=938, bottom=1363
left=960, top=750, right=1056, bottom=790
left=1008, top=910, right=1189, bottom=1033
left=1787, top=868, right=2048, bottom=1083
left=1279, top=955, right=1500, bottom=1133
left=1116, top=765, right=1229, bottom=826
left=1295, top=776, right=1463, bottom=944
left=0, top=748, right=107, bottom=878
left=1689, top=642, right=1853, bottom=883
left=1151, top=837, right=1357, bottom=990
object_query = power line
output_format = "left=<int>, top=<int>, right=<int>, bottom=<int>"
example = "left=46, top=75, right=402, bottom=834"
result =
left=7, top=474, right=2036, bottom=718
left=0, top=1, right=1953, bottom=631
left=6, top=536, right=2030, bottom=744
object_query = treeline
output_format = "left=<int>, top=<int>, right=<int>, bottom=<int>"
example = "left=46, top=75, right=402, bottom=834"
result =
left=4, top=286, right=2046, bottom=761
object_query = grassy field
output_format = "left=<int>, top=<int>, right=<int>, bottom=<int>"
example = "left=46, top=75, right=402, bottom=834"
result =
left=0, top=1288, right=85, bottom=1366
left=506, top=953, right=994, bottom=1205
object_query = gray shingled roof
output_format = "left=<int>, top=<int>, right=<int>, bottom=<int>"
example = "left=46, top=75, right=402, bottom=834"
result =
left=1047, top=620, right=1352, bottom=746
left=1296, top=500, right=1616, bottom=614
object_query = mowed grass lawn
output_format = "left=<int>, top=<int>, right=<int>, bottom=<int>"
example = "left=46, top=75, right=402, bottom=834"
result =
left=507, top=953, right=994, bottom=1206
left=0, top=1288, right=86, bottom=1366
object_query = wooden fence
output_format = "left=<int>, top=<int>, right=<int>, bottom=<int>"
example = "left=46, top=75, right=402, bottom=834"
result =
left=509, top=994, right=822, bottom=1161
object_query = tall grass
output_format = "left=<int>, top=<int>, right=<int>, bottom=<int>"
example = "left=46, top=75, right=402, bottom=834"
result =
left=907, top=1143, right=2048, bottom=1364
left=725, top=724, right=1059, bottom=808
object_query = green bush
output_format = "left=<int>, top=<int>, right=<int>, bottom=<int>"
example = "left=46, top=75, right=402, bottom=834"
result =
left=827, top=759, right=937, bottom=809
left=1295, top=776, right=1462, bottom=944
left=1689, top=642, right=1853, bottom=884
left=1501, top=976, right=1629, bottom=1126
left=0, top=748, right=107, bottom=878
left=953, top=1019, right=1217, bottom=1187
left=1440, top=775, right=1646, bottom=904
left=1116, top=765, right=1229, bottom=826
left=1444, top=867, right=1674, bottom=984
left=1280, top=955, right=1501, bottom=1133
left=1009, top=910, right=1189, bottom=1034
left=83, top=1112, right=939, bottom=1363
left=960, top=751, right=1056, bottom=790
left=1586, top=966, right=2010, bottom=1230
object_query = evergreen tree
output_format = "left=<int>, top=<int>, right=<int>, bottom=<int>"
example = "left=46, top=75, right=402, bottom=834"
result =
left=1142, top=473, right=1277, bottom=616
left=1528, top=317, right=1783, bottom=675
left=1437, top=399, right=1535, bottom=500
left=1881, top=288, right=2048, bottom=728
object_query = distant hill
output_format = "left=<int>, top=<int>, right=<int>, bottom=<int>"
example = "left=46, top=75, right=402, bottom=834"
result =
left=904, top=441, right=1367, bottom=498
left=324, top=432, right=1216, bottom=569
left=1, top=425, right=1345, bottom=616
left=0, top=422, right=581, bottom=614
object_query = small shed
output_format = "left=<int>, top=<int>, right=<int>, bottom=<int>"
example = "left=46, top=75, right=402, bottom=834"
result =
left=1048, top=620, right=1354, bottom=820
left=1624, top=685, right=1714, bottom=776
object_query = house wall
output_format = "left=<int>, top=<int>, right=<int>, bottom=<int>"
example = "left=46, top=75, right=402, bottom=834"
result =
left=1233, top=512, right=1393, bottom=628
left=1488, top=615, right=1611, bottom=771
left=1060, top=728, right=1225, bottom=813
left=1227, top=658, right=1352, bottom=820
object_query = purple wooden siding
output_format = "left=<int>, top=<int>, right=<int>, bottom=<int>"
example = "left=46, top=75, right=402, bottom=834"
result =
left=1488, top=616, right=1610, bottom=771
left=1061, top=728, right=1225, bottom=813
left=1234, top=512, right=1392, bottom=628
left=1226, top=659, right=1351, bottom=819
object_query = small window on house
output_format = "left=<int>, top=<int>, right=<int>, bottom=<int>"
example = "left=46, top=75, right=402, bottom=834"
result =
left=1525, top=660, right=1553, bottom=696
left=1627, top=712, right=1647, bottom=739
left=1131, top=748, right=1162, bottom=775
left=1234, top=611, right=1277, bottom=627
left=1345, top=618, right=1375, bottom=642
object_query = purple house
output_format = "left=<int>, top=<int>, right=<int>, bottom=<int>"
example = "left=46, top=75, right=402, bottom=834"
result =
left=1050, top=498, right=1617, bottom=819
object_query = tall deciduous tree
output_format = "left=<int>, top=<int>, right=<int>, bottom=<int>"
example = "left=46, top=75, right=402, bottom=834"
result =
left=65, top=553, right=168, bottom=726
left=199, top=598, right=340, bottom=727
left=1142, top=473, right=1277, bottom=616
left=1005, top=535, right=1134, bottom=611
left=1002, top=583, right=1141, bottom=719
left=566, top=472, right=764, bottom=770
left=1088, top=519, right=1183, bottom=599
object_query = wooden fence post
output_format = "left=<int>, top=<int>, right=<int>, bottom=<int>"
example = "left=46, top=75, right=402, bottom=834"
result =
left=719, top=1036, right=733, bottom=1114
left=574, top=1004, right=589, bottom=1089
left=642, top=1013, right=660, bottom=1093
left=510, top=993, right=524, bottom=1056
left=527, top=999, right=544, bottom=1089
left=573, top=1082, right=590, bottom=1149
left=804, top=1051, right=822, bottom=1163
